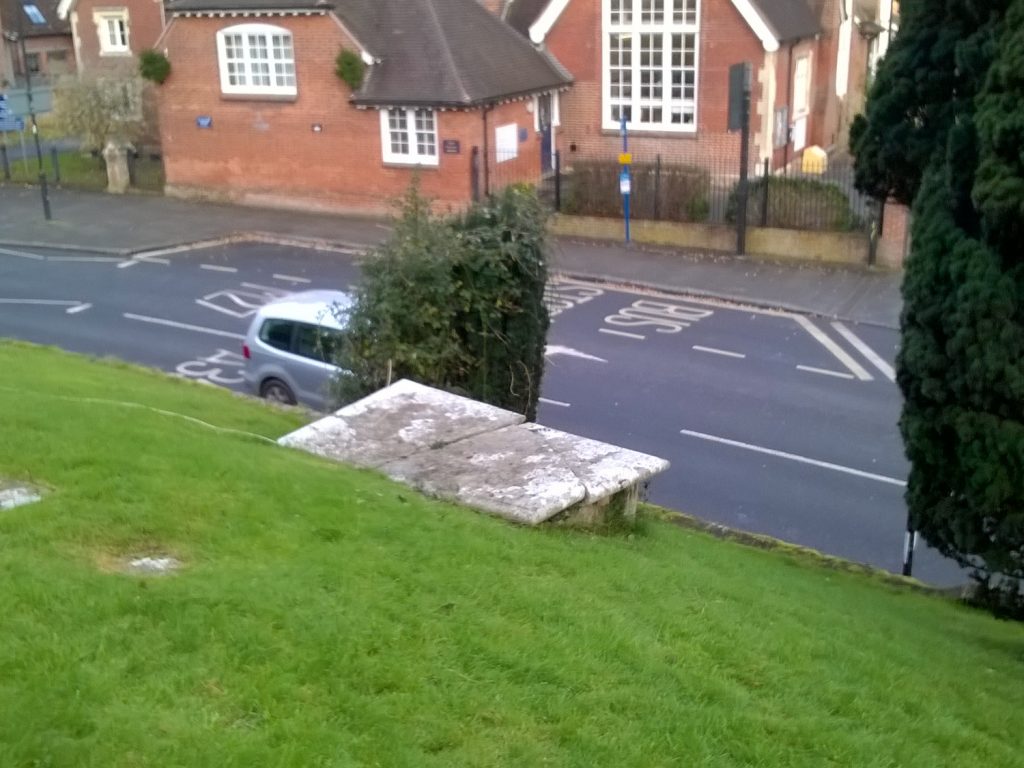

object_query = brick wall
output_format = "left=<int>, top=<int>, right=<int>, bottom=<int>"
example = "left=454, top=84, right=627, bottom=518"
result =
left=877, top=198, right=910, bottom=269
left=71, top=0, right=165, bottom=74
left=158, top=14, right=543, bottom=214
left=545, top=0, right=763, bottom=171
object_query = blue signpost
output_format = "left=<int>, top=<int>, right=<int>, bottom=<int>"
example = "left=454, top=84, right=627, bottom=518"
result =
left=619, top=114, right=631, bottom=244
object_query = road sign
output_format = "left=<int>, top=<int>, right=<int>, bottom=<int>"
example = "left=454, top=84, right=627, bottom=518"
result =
left=0, top=116, right=24, bottom=133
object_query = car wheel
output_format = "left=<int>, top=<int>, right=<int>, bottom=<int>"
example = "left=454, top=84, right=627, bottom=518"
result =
left=260, top=378, right=296, bottom=405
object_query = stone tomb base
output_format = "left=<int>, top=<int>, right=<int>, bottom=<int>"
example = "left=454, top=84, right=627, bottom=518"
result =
left=278, top=380, right=669, bottom=526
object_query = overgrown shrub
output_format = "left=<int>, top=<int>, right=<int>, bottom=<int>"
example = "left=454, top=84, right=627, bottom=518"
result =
left=335, top=49, right=365, bottom=91
left=563, top=160, right=710, bottom=222
left=139, top=49, right=171, bottom=84
left=53, top=75, right=147, bottom=153
left=726, top=176, right=859, bottom=231
left=334, top=183, right=550, bottom=420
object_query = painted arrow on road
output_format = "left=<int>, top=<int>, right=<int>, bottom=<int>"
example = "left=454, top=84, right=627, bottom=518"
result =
left=545, top=344, right=608, bottom=363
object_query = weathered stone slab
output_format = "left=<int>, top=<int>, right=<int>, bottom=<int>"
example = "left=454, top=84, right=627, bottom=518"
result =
left=278, top=380, right=670, bottom=527
left=278, top=378, right=524, bottom=468
left=381, top=423, right=669, bottom=525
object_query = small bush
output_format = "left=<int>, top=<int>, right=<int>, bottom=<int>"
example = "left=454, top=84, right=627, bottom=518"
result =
left=562, top=160, right=710, bottom=223
left=335, top=49, right=365, bottom=91
left=334, top=182, right=550, bottom=420
left=139, top=49, right=171, bottom=84
left=727, top=175, right=859, bottom=231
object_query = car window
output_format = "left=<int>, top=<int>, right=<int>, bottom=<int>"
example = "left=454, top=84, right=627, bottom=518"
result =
left=295, top=324, right=344, bottom=363
left=259, top=319, right=293, bottom=351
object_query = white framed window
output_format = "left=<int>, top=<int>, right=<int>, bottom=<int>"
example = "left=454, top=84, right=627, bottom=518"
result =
left=602, top=0, right=700, bottom=132
left=793, top=55, right=811, bottom=116
left=94, top=9, right=130, bottom=55
left=216, top=24, right=296, bottom=97
left=380, top=108, right=438, bottom=166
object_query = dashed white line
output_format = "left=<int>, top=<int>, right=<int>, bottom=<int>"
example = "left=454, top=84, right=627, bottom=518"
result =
left=599, top=328, right=645, bottom=340
left=796, top=365, right=856, bottom=380
left=679, top=429, right=906, bottom=487
left=65, top=302, right=92, bottom=314
left=200, top=264, right=238, bottom=273
left=692, top=345, right=746, bottom=359
left=273, top=273, right=312, bottom=284
left=0, top=247, right=45, bottom=261
left=793, top=315, right=873, bottom=381
left=123, top=313, right=246, bottom=340
left=116, top=259, right=140, bottom=269
left=831, top=322, right=896, bottom=382
left=539, top=397, right=571, bottom=408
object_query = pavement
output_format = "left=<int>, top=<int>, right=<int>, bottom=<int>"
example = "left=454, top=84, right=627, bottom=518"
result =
left=0, top=184, right=902, bottom=328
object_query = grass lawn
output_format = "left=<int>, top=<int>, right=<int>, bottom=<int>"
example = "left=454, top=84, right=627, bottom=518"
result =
left=3, top=150, right=164, bottom=192
left=0, top=341, right=1021, bottom=767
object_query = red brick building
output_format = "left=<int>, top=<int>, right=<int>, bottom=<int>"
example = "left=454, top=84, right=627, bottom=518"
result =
left=506, top=0, right=894, bottom=171
left=56, top=0, right=166, bottom=74
left=154, top=0, right=570, bottom=213
left=1, top=0, right=75, bottom=87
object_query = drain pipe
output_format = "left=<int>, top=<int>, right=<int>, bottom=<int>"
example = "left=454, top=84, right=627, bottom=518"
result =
left=481, top=103, right=493, bottom=196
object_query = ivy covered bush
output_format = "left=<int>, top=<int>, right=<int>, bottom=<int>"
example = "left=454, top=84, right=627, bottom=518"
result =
left=139, top=49, right=171, bottom=84
left=333, top=183, right=550, bottom=420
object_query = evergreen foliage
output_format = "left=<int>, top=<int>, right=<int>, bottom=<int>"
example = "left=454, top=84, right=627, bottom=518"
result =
left=849, top=0, right=1006, bottom=204
left=139, top=49, right=171, bottom=85
left=335, top=183, right=550, bottom=420
left=867, top=0, right=1024, bottom=588
left=335, top=49, right=365, bottom=91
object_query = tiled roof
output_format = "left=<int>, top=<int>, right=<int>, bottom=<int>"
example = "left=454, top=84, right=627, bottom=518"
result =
left=751, top=0, right=820, bottom=42
left=1, top=0, right=70, bottom=37
left=166, top=0, right=571, bottom=106
left=503, top=0, right=548, bottom=36
left=338, top=0, right=571, bottom=106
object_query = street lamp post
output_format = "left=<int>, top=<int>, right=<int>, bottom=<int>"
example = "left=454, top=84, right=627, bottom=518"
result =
left=3, top=3, right=52, bottom=219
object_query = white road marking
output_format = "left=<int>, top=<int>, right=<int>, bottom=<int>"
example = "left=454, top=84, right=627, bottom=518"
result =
left=46, top=255, right=123, bottom=263
left=0, top=247, right=45, bottom=261
left=679, top=429, right=906, bottom=487
left=65, top=302, right=92, bottom=314
left=123, top=313, right=246, bottom=340
left=831, top=322, right=896, bottom=382
left=273, top=273, right=311, bottom=284
left=0, top=298, right=83, bottom=307
left=796, top=365, right=856, bottom=380
left=135, top=255, right=171, bottom=265
left=793, top=315, right=873, bottom=381
left=116, top=259, right=139, bottom=269
left=200, top=264, right=238, bottom=273
left=545, top=345, right=608, bottom=363
left=600, top=328, right=645, bottom=340
left=539, top=397, right=571, bottom=407
left=692, top=345, right=746, bottom=359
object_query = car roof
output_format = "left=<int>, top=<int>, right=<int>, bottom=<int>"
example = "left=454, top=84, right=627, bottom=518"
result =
left=256, top=290, right=352, bottom=331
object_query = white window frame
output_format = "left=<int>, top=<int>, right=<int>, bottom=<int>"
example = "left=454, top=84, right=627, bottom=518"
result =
left=793, top=54, right=811, bottom=117
left=379, top=108, right=439, bottom=166
left=601, top=0, right=701, bottom=133
left=94, top=9, right=130, bottom=56
left=216, top=23, right=297, bottom=97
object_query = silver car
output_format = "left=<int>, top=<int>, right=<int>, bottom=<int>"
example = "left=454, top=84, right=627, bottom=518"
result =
left=242, top=290, right=352, bottom=410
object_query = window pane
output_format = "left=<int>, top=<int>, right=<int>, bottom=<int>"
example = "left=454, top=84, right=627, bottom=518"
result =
left=414, top=109, right=436, bottom=156
left=259, top=320, right=293, bottom=351
left=388, top=109, right=409, bottom=155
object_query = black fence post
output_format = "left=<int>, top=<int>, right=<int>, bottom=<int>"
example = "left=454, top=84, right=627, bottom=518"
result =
left=39, top=171, right=51, bottom=220
left=653, top=154, right=662, bottom=221
left=553, top=150, right=561, bottom=212
left=50, top=146, right=60, bottom=184
left=470, top=146, right=481, bottom=203
left=0, top=143, right=9, bottom=181
left=760, top=157, right=770, bottom=227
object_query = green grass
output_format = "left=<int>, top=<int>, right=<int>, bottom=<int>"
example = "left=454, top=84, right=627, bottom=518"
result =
left=0, top=341, right=1022, bottom=767
left=3, top=150, right=164, bottom=192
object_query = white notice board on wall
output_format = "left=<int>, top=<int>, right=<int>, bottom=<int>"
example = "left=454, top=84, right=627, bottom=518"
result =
left=495, top=123, right=518, bottom=163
